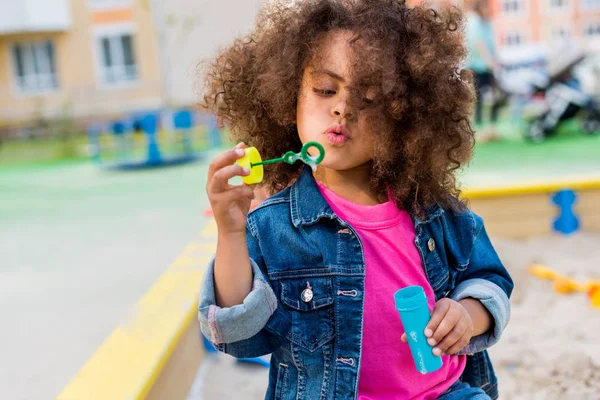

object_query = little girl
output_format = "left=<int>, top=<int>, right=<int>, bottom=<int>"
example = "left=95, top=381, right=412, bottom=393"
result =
left=198, top=1, right=513, bottom=399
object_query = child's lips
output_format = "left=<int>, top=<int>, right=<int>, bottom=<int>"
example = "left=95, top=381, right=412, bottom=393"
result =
left=324, top=124, right=351, bottom=139
left=325, top=132, right=349, bottom=145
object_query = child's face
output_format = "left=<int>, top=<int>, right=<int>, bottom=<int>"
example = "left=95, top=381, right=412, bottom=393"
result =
left=296, top=30, right=383, bottom=173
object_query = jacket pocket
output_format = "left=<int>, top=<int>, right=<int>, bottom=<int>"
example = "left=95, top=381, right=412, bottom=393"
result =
left=442, top=210, right=476, bottom=272
left=279, top=276, right=335, bottom=352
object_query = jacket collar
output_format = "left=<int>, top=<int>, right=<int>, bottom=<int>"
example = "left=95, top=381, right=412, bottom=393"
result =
left=290, top=166, right=337, bottom=228
left=289, top=165, right=444, bottom=228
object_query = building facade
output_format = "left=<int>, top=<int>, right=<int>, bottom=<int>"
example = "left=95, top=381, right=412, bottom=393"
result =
left=491, top=0, right=600, bottom=53
left=0, top=0, right=265, bottom=132
left=419, top=0, right=600, bottom=53
left=0, top=0, right=162, bottom=128
left=1, top=0, right=597, bottom=130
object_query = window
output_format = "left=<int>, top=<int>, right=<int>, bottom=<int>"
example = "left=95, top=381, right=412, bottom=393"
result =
left=11, top=41, right=58, bottom=93
left=97, top=34, right=137, bottom=85
left=552, top=27, right=569, bottom=41
left=504, top=32, right=524, bottom=47
left=502, top=0, right=525, bottom=14
left=583, top=22, right=600, bottom=37
left=582, top=0, right=600, bottom=10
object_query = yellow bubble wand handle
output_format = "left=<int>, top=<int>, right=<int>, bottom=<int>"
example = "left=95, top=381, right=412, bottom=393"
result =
left=237, top=142, right=325, bottom=185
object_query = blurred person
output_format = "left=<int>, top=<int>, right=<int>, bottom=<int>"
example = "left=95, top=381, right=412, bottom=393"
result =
left=466, top=0, right=503, bottom=142
left=199, top=1, right=513, bottom=399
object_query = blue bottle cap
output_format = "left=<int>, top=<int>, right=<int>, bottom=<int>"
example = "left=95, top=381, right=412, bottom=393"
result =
left=394, top=286, right=427, bottom=311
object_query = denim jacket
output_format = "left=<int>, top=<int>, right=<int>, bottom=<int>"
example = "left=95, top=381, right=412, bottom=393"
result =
left=198, top=166, right=513, bottom=400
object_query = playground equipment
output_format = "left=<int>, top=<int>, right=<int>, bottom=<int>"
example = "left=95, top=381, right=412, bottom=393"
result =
left=528, top=264, right=600, bottom=308
left=87, top=110, right=222, bottom=170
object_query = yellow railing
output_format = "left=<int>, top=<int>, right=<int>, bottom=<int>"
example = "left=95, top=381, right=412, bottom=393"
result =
left=58, top=220, right=217, bottom=400
left=463, top=177, right=600, bottom=198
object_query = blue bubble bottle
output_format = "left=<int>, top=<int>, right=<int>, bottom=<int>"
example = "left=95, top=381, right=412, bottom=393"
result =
left=394, top=286, right=443, bottom=374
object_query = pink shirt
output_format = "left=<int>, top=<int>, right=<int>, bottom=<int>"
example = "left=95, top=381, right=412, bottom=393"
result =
left=317, top=183, right=466, bottom=400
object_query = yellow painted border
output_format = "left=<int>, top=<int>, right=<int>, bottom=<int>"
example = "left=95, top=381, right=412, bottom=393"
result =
left=58, top=220, right=217, bottom=400
left=463, top=178, right=600, bottom=199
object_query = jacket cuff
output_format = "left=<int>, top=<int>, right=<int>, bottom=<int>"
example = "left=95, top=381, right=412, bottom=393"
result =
left=450, top=278, right=511, bottom=355
left=198, top=256, right=277, bottom=345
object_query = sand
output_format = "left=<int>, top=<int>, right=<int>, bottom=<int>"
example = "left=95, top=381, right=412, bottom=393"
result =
left=192, top=232, right=600, bottom=400
left=489, top=233, right=600, bottom=400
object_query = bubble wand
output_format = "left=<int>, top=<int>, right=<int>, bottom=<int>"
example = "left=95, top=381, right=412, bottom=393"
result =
left=236, top=141, right=325, bottom=184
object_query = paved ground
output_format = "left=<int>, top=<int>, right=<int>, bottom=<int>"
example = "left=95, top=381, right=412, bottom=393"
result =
left=0, top=157, right=213, bottom=400
left=187, top=354, right=269, bottom=400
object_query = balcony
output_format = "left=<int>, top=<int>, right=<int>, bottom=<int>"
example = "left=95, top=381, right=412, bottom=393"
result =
left=0, top=0, right=72, bottom=35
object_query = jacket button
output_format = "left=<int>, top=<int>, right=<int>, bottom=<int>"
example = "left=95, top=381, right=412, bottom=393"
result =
left=301, top=288, right=314, bottom=303
left=427, top=238, right=435, bottom=252
left=301, top=282, right=314, bottom=303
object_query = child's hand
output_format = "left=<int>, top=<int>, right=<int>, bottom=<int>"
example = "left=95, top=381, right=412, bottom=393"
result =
left=400, top=298, right=474, bottom=356
left=206, top=143, right=255, bottom=235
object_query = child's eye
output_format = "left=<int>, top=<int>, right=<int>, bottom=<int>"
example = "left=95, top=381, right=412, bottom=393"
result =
left=362, top=97, right=374, bottom=105
left=313, top=88, right=336, bottom=96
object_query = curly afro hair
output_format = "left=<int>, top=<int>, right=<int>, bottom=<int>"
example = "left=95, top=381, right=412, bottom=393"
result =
left=200, top=0, right=476, bottom=216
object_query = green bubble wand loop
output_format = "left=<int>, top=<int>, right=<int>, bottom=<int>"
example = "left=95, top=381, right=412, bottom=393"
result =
left=251, top=142, right=325, bottom=168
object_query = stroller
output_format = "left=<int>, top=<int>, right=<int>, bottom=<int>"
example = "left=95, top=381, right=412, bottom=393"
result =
left=521, top=47, right=600, bottom=143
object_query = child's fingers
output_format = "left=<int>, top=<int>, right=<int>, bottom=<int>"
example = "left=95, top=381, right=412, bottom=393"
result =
left=220, top=185, right=255, bottom=201
left=401, top=333, right=407, bottom=343
left=425, top=299, right=451, bottom=339
left=431, top=320, right=468, bottom=355
left=428, top=305, right=461, bottom=347
left=207, top=147, right=246, bottom=183
left=209, top=164, right=250, bottom=194
left=442, top=331, right=472, bottom=355
left=213, top=185, right=255, bottom=206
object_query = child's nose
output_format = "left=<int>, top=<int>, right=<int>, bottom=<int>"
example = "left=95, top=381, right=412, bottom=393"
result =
left=332, top=97, right=351, bottom=118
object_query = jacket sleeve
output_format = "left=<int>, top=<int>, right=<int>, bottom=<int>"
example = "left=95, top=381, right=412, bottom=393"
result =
left=197, top=223, right=285, bottom=358
left=450, top=211, right=514, bottom=355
